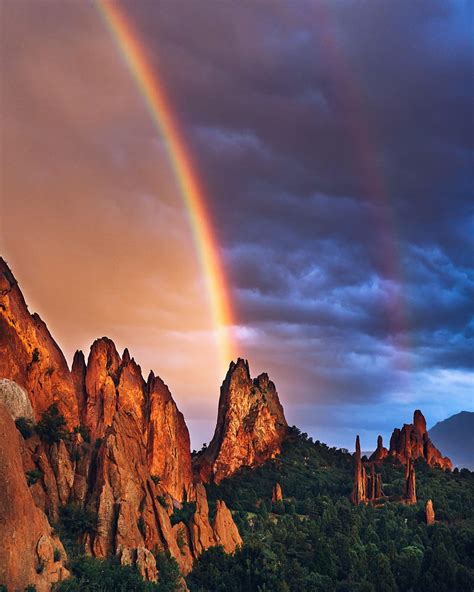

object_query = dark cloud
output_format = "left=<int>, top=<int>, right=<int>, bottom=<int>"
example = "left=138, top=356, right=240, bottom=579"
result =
left=127, top=0, right=474, bottom=441
left=2, top=0, right=473, bottom=447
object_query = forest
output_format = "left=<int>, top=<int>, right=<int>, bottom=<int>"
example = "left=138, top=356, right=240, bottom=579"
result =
left=50, top=427, right=474, bottom=591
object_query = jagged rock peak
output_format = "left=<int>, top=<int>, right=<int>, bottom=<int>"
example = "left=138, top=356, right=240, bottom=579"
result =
left=0, top=258, right=79, bottom=427
left=146, top=372, right=193, bottom=501
left=413, top=409, right=427, bottom=435
left=388, top=409, right=452, bottom=470
left=72, top=350, right=86, bottom=374
left=194, top=358, right=288, bottom=484
left=0, top=259, right=243, bottom=583
left=351, top=435, right=366, bottom=505
left=122, top=348, right=131, bottom=364
left=370, top=434, right=389, bottom=462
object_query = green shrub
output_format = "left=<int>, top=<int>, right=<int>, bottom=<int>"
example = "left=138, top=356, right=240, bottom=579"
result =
left=151, top=475, right=161, bottom=485
left=15, top=417, right=34, bottom=439
left=26, top=468, right=43, bottom=486
left=36, top=404, right=68, bottom=444
left=58, top=504, right=97, bottom=538
left=73, top=425, right=90, bottom=443
left=53, top=548, right=61, bottom=562
left=170, top=502, right=196, bottom=526
left=157, top=494, right=168, bottom=508
left=56, top=504, right=97, bottom=556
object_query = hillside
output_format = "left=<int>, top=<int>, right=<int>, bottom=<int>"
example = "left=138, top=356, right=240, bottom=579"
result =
left=430, top=412, right=474, bottom=470
left=189, top=428, right=474, bottom=591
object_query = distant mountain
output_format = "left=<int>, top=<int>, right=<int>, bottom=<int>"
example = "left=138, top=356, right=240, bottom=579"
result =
left=430, top=411, right=474, bottom=470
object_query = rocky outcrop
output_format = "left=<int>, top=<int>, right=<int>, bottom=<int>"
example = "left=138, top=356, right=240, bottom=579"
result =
left=272, top=482, right=283, bottom=502
left=351, top=435, right=367, bottom=505
left=0, top=258, right=79, bottom=427
left=194, top=358, right=288, bottom=483
left=189, top=484, right=216, bottom=556
left=369, top=435, right=388, bottom=463
left=425, top=499, right=435, bottom=525
left=404, top=460, right=417, bottom=505
left=0, top=377, right=35, bottom=421
left=367, top=462, right=383, bottom=500
left=389, top=410, right=452, bottom=470
left=351, top=436, right=383, bottom=505
left=146, top=373, right=194, bottom=502
left=213, top=500, right=242, bottom=553
left=71, top=350, right=87, bottom=424
left=0, top=402, right=69, bottom=591
left=0, top=260, right=242, bottom=583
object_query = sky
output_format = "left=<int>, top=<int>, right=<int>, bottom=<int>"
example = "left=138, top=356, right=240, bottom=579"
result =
left=1, top=0, right=473, bottom=451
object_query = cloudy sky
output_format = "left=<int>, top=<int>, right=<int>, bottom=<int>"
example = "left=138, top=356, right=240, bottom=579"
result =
left=1, top=0, right=472, bottom=450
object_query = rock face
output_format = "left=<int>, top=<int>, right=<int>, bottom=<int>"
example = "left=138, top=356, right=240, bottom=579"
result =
left=213, top=500, right=242, bottom=553
left=0, top=258, right=79, bottom=428
left=146, top=373, right=194, bottom=501
left=404, top=460, right=417, bottom=505
left=425, top=499, right=435, bottom=525
left=0, top=259, right=242, bottom=584
left=194, top=358, right=288, bottom=483
left=0, top=377, right=35, bottom=421
left=369, top=435, right=389, bottom=463
left=388, top=410, right=452, bottom=470
left=0, top=403, right=69, bottom=591
left=351, top=436, right=383, bottom=505
left=351, top=435, right=367, bottom=505
left=272, top=482, right=283, bottom=502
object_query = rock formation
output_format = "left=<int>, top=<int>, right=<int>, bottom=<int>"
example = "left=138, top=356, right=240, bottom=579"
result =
left=366, top=462, right=383, bottom=500
left=388, top=410, right=452, bottom=470
left=351, top=435, right=367, bottom=505
left=0, top=258, right=242, bottom=586
left=213, top=500, right=243, bottom=552
left=0, top=258, right=79, bottom=427
left=425, top=499, right=435, bottom=525
left=369, top=435, right=389, bottom=462
left=0, top=402, right=69, bottom=591
left=194, top=358, right=288, bottom=483
left=404, top=460, right=417, bottom=505
left=146, top=372, right=194, bottom=501
left=272, top=482, right=283, bottom=502
left=351, top=436, right=384, bottom=505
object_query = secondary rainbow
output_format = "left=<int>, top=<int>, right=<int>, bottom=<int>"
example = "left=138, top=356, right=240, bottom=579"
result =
left=96, top=0, right=236, bottom=370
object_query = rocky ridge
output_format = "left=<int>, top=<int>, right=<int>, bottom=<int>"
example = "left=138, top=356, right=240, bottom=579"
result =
left=387, top=409, right=452, bottom=470
left=194, top=358, right=288, bottom=484
left=0, top=258, right=247, bottom=590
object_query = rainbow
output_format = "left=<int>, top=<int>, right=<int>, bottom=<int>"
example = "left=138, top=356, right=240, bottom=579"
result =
left=96, top=0, right=236, bottom=370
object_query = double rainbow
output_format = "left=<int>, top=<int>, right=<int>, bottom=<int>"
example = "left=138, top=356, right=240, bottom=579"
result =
left=97, top=0, right=236, bottom=370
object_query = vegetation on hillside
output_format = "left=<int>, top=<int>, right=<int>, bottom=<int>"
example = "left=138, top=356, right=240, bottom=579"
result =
left=187, top=427, right=474, bottom=592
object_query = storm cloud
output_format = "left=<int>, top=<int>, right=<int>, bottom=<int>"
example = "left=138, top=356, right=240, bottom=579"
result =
left=1, top=0, right=472, bottom=448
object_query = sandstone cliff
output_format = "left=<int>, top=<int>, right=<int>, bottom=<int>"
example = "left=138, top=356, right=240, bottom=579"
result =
left=389, top=409, right=452, bottom=470
left=0, top=402, right=69, bottom=591
left=194, top=358, right=288, bottom=483
left=369, top=435, right=388, bottom=462
left=351, top=436, right=383, bottom=505
left=0, top=259, right=242, bottom=587
left=0, top=258, right=78, bottom=427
